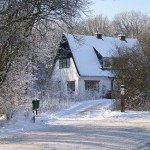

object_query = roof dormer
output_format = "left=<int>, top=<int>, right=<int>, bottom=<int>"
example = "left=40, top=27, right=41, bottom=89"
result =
left=118, top=34, right=126, bottom=41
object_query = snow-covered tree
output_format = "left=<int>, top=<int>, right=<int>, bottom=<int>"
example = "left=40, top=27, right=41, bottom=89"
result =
left=0, top=0, right=91, bottom=118
left=72, top=14, right=112, bottom=36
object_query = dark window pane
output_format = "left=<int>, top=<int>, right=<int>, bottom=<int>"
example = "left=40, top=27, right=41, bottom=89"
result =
left=103, top=58, right=111, bottom=68
left=59, top=58, right=70, bottom=68
left=67, top=81, right=75, bottom=92
left=85, top=80, right=99, bottom=92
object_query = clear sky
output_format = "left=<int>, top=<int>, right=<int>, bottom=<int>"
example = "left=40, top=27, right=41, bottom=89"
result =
left=89, top=0, right=150, bottom=19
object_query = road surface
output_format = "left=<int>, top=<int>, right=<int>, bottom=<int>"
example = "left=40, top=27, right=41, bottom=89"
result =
left=0, top=118, right=150, bottom=150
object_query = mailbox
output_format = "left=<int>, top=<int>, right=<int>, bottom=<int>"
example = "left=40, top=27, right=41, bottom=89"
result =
left=32, top=100, right=40, bottom=115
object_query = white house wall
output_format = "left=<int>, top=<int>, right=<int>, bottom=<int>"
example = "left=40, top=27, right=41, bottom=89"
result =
left=51, top=58, right=79, bottom=93
left=78, top=76, right=112, bottom=97
left=52, top=58, right=112, bottom=96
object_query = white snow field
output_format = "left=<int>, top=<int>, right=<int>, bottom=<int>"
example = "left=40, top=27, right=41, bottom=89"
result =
left=0, top=99, right=150, bottom=150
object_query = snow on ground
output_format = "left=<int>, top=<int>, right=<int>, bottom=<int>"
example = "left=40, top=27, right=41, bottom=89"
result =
left=0, top=98, right=150, bottom=137
left=0, top=99, right=150, bottom=150
left=0, top=110, right=47, bottom=137
left=47, top=99, right=114, bottom=120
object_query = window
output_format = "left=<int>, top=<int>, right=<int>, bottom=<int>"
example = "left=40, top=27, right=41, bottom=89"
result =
left=59, top=58, right=70, bottom=68
left=85, top=80, right=99, bottom=92
left=67, top=81, right=75, bottom=92
left=103, top=58, right=112, bottom=69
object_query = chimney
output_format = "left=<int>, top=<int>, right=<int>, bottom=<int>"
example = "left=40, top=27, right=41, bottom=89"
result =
left=95, top=33, right=103, bottom=39
left=118, top=34, right=126, bottom=41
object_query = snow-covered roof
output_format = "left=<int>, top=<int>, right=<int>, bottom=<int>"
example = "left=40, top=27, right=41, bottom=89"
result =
left=64, top=33, right=137, bottom=77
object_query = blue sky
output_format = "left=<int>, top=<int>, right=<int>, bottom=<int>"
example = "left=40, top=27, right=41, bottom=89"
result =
left=89, top=0, right=150, bottom=19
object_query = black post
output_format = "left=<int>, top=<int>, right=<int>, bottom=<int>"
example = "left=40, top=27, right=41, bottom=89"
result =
left=36, top=109, right=38, bottom=115
left=32, top=100, right=40, bottom=123
left=33, top=115, right=35, bottom=123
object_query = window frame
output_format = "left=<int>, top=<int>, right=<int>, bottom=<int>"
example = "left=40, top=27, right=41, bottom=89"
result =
left=67, top=81, right=75, bottom=93
left=59, top=58, right=70, bottom=69
left=85, top=80, right=99, bottom=92
left=102, top=57, right=112, bottom=69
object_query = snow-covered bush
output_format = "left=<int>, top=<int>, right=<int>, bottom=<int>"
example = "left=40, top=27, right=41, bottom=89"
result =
left=10, top=109, right=33, bottom=124
left=38, top=89, right=105, bottom=113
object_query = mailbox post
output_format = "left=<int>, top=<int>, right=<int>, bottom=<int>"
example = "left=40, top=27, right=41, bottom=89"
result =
left=32, top=100, right=40, bottom=123
left=120, top=85, right=125, bottom=112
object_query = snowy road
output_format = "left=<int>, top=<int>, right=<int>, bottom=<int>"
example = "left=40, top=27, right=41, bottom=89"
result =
left=0, top=118, right=150, bottom=150
left=0, top=99, right=150, bottom=150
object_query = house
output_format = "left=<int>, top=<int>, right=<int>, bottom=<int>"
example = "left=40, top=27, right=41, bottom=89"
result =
left=51, top=33, right=137, bottom=98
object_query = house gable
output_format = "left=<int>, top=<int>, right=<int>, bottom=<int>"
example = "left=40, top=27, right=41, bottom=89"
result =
left=54, top=34, right=80, bottom=76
